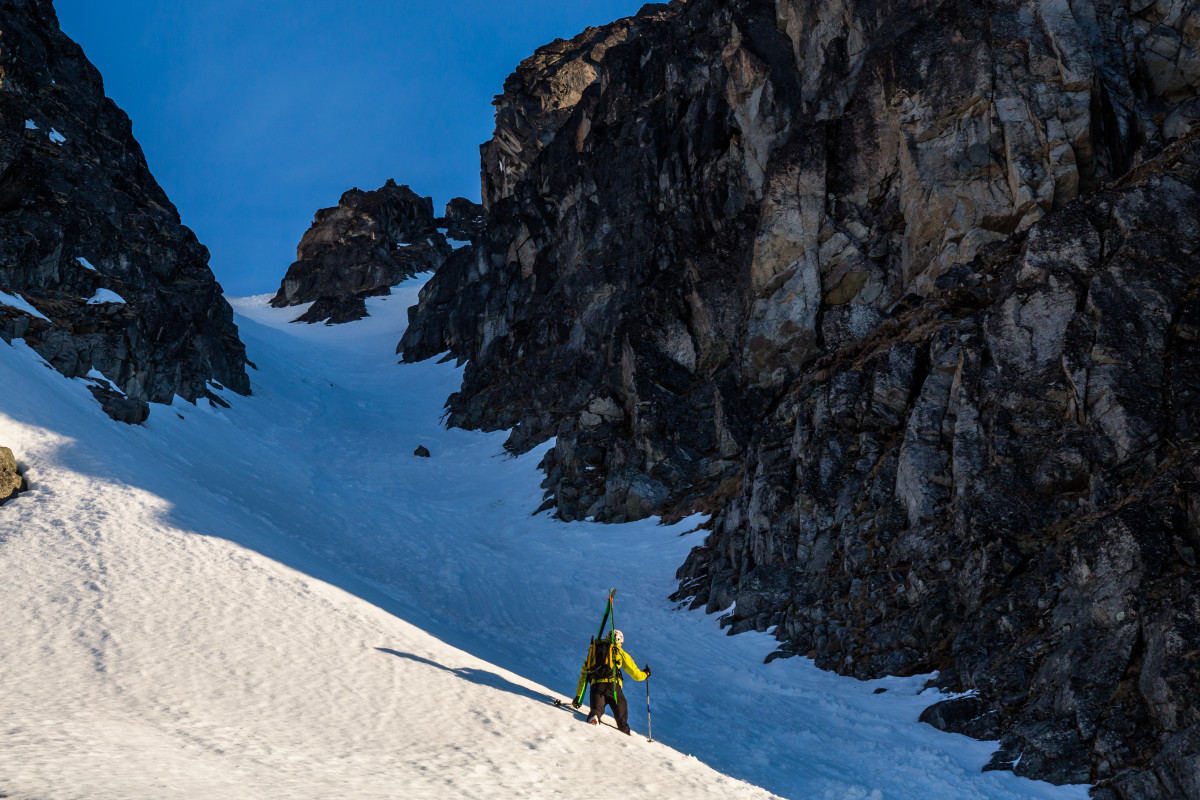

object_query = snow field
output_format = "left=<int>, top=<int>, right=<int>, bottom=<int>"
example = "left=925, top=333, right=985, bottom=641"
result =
left=0, top=276, right=1090, bottom=799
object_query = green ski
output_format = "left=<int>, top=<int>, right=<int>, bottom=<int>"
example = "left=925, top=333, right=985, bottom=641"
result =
left=575, top=588, right=616, bottom=706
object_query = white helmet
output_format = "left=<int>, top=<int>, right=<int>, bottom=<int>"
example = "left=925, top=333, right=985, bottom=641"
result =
left=613, top=630, right=624, bottom=645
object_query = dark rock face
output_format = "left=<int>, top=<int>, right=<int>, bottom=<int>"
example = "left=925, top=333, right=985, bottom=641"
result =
left=679, top=136, right=1200, bottom=791
left=478, top=11, right=656, bottom=209
left=0, top=446, right=24, bottom=504
left=86, top=384, right=149, bottom=425
left=271, top=180, right=467, bottom=324
left=402, top=0, right=771, bottom=520
left=442, top=198, right=485, bottom=244
left=0, top=0, right=249, bottom=412
left=293, top=296, right=371, bottom=325
left=401, top=0, right=1200, bottom=792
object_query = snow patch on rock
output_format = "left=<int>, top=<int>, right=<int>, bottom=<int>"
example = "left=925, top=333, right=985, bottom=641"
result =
left=86, top=288, right=126, bottom=305
left=0, top=290, right=50, bottom=321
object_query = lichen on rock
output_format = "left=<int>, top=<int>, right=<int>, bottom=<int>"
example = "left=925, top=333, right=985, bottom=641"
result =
left=0, top=446, right=26, bottom=505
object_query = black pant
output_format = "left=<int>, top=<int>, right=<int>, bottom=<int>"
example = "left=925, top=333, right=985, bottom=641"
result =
left=589, top=682, right=630, bottom=733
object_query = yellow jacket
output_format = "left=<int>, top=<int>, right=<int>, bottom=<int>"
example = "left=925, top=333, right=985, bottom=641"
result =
left=576, top=641, right=647, bottom=698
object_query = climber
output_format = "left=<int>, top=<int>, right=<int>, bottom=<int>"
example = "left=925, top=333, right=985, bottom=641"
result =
left=573, top=629, right=649, bottom=734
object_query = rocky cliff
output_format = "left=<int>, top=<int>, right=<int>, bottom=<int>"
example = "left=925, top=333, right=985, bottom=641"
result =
left=0, top=0, right=249, bottom=418
left=271, top=180, right=481, bottom=324
left=399, top=0, right=1200, bottom=794
left=681, top=133, right=1200, bottom=795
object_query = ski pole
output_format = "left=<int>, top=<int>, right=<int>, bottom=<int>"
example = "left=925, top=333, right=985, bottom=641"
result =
left=646, top=672, right=653, bottom=742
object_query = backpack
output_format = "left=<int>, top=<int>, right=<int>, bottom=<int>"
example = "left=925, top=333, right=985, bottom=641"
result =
left=587, top=637, right=620, bottom=683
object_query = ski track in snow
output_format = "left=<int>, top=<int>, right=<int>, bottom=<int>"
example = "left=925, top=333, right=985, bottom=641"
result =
left=0, top=276, right=1089, bottom=800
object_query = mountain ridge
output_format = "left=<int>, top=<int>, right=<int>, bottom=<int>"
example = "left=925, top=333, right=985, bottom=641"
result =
left=0, top=0, right=249, bottom=418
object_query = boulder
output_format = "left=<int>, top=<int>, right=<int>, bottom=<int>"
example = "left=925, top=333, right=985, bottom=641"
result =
left=88, top=385, right=150, bottom=425
left=0, top=446, right=25, bottom=504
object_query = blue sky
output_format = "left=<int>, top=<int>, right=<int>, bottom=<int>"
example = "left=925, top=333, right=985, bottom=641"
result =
left=54, top=1, right=644, bottom=295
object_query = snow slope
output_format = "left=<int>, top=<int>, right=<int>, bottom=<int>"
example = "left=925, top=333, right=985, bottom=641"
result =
left=0, top=276, right=1090, bottom=800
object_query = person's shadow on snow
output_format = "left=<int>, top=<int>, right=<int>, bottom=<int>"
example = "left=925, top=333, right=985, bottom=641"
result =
left=375, top=648, right=548, bottom=704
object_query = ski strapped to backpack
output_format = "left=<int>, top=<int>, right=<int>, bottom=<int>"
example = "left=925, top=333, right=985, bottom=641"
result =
left=587, top=636, right=620, bottom=684
left=574, top=588, right=616, bottom=706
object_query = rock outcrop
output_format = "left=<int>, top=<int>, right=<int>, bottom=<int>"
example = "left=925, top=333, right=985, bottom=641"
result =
left=442, top=197, right=486, bottom=244
left=0, top=445, right=24, bottom=504
left=0, top=0, right=249, bottom=415
left=401, top=0, right=1200, bottom=793
left=682, top=133, right=1200, bottom=793
left=271, top=180, right=480, bottom=324
left=87, top=383, right=150, bottom=425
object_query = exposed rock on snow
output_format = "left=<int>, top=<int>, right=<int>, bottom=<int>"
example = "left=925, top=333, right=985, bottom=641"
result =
left=0, top=445, right=24, bottom=504
left=86, top=384, right=150, bottom=425
left=0, top=0, right=249, bottom=416
left=398, top=0, right=1200, bottom=792
left=293, top=296, right=371, bottom=326
left=271, top=180, right=471, bottom=325
left=414, top=444, right=431, bottom=458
